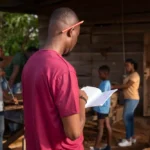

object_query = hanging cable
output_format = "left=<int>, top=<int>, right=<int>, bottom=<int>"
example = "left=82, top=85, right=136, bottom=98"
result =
left=121, top=0, right=126, bottom=74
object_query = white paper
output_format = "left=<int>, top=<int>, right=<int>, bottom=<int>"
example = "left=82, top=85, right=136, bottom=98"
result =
left=81, top=86, right=117, bottom=108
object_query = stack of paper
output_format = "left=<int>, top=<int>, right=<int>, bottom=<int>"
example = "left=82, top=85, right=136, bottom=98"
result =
left=81, top=86, right=117, bottom=108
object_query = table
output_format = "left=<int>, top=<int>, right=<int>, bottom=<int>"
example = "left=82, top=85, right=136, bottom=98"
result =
left=3, top=102, right=24, bottom=150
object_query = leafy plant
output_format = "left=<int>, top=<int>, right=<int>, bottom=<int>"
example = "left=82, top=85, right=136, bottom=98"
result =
left=0, top=12, right=39, bottom=55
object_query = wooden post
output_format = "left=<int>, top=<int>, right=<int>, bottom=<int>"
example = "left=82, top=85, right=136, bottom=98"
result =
left=38, top=14, right=49, bottom=48
left=143, top=33, right=150, bottom=116
left=22, top=137, right=26, bottom=150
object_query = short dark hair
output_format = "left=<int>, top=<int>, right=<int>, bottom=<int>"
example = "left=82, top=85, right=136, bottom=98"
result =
left=26, top=46, right=38, bottom=53
left=50, top=8, right=79, bottom=25
left=49, top=8, right=79, bottom=35
left=99, top=65, right=110, bottom=73
left=125, top=58, right=138, bottom=70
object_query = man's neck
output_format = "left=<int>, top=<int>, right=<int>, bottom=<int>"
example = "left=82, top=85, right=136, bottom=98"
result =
left=42, top=38, right=65, bottom=55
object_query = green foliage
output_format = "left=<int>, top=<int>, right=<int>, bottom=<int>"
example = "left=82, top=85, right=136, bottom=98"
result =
left=0, top=12, right=39, bottom=55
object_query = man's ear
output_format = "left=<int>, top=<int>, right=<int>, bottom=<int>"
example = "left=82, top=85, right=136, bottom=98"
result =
left=67, top=28, right=74, bottom=37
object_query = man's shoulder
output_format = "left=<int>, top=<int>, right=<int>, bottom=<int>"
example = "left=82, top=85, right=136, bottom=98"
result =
left=26, top=50, right=76, bottom=75
left=48, top=52, right=76, bottom=73
left=61, top=59, right=75, bottom=73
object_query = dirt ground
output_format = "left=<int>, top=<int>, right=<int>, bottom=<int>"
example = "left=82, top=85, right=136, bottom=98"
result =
left=7, top=116, right=150, bottom=150
left=84, top=116, right=150, bottom=150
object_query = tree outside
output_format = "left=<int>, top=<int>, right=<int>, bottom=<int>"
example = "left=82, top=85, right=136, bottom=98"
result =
left=0, top=12, right=39, bottom=56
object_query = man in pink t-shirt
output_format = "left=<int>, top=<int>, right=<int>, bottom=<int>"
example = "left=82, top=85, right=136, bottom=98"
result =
left=22, top=8, right=88, bottom=150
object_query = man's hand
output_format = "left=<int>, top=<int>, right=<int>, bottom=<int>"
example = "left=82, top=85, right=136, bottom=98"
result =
left=79, top=90, right=88, bottom=101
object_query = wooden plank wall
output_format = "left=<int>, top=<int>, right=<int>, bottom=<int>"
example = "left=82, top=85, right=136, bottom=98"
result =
left=66, top=52, right=143, bottom=86
left=38, top=14, right=143, bottom=89
left=65, top=26, right=143, bottom=87
left=66, top=25, right=144, bottom=114
left=143, top=33, right=150, bottom=116
left=38, top=15, right=49, bottom=47
left=38, top=15, right=144, bottom=112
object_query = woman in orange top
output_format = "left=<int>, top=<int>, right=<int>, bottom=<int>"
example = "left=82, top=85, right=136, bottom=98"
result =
left=112, top=59, right=140, bottom=147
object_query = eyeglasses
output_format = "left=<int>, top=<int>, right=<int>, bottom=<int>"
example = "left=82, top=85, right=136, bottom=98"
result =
left=61, top=20, right=84, bottom=33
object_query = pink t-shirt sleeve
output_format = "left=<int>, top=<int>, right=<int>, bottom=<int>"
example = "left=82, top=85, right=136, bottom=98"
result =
left=55, top=71, right=80, bottom=118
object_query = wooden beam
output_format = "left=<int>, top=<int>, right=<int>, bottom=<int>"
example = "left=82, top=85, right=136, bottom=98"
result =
left=0, top=0, right=23, bottom=7
left=3, top=128, right=24, bottom=149
left=112, top=128, right=126, bottom=134
left=143, top=33, right=150, bottom=116
left=5, top=100, right=23, bottom=104
left=92, top=23, right=150, bottom=34
left=4, top=105, right=23, bottom=111
left=80, top=14, right=150, bottom=25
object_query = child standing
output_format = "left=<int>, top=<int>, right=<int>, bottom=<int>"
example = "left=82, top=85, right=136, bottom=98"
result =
left=93, top=65, right=112, bottom=150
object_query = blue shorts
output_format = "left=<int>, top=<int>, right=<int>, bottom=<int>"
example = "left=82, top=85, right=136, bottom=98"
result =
left=97, top=113, right=108, bottom=119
